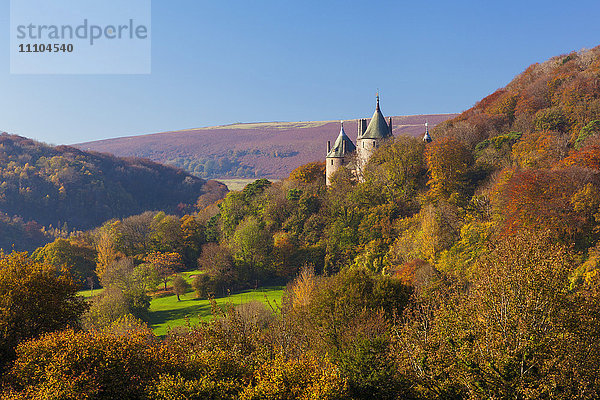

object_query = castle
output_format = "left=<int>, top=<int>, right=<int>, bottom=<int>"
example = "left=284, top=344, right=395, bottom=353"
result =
left=325, top=95, right=432, bottom=185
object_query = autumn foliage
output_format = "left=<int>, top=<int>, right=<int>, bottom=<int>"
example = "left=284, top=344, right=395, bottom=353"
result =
left=0, top=252, right=87, bottom=368
left=6, top=46, right=600, bottom=399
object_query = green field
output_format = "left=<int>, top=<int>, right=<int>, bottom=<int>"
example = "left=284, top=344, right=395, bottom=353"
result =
left=79, top=287, right=103, bottom=298
left=79, top=272, right=284, bottom=336
left=148, top=286, right=284, bottom=336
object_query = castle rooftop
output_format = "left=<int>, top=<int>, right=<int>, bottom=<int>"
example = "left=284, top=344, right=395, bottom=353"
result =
left=360, top=95, right=392, bottom=140
left=327, top=121, right=356, bottom=158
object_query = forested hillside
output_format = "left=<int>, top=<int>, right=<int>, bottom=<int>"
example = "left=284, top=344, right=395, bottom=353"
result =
left=0, top=134, right=228, bottom=251
left=4, top=46, right=600, bottom=399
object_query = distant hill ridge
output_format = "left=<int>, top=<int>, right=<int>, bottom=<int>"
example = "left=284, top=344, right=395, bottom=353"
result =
left=75, top=114, right=458, bottom=179
left=0, top=133, right=227, bottom=250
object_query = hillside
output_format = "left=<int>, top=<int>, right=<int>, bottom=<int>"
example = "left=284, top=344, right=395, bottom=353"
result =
left=0, top=133, right=227, bottom=250
left=7, top=47, right=600, bottom=400
left=75, top=114, right=457, bottom=179
left=433, top=46, right=600, bottom=154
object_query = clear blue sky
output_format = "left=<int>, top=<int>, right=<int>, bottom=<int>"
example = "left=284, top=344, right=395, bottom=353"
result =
left=1, top=0, right=599, bottom=144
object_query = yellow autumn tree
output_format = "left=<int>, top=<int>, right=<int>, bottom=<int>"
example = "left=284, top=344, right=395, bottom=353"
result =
left=425, top=137, right=473, bottom=203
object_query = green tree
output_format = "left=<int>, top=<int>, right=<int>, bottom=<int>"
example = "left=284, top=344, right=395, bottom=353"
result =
left=219, top=191, right=249, bottom=239
left=87, top=257, right=152, bottom=327
left=31, top=237, right=97, bottom=286
left=362, top=136, right=426, bottom=208
left=149, top=212, right=183, bottom=254
left=303, top=268, right=412, bottom=399
left=230, top=217, right=273, bottom=280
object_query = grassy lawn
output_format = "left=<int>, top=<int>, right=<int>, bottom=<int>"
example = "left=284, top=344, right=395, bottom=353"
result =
left=148, top=286, right=285, bottom=336
left=78, top=271, right=284, bottom=336
left=79, top=287, right=103, bottom=298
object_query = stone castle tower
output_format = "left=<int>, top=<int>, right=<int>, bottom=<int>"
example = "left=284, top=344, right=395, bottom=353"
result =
left=326, top=95, right=393, bottom=185
left=356, top=94, right=393, bottom=167
left=325, top=121, right=356, bottom=185
left=423, top=122, right=432, bottom=143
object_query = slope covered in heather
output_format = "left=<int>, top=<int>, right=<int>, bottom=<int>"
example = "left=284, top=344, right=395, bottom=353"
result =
left=76, top=114, right=457, bottom=179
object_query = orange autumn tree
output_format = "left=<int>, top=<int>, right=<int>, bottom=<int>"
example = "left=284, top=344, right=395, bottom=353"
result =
left=561, top=144, right=600, bottom=170
left=144, top=251, right=183, bottom=291
left=494, top=166, right=600, bottom=247
left=512, top=130, right=569, bottom=168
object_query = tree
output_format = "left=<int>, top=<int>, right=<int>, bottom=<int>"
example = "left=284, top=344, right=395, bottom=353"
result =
left=288, top=161, right=326, bottom=184
left=86, top=257, right=152, bottom=327
left=0, top=252, right=88, bottom=368
left=145, top=251, right=182, bottom=291
left=534, top=106, right=569, bottom=132
left=425, top=137, right=473, bottom=202
left=273, top=231, right=298, bottom=278
left=172, top=275, right=191, bottom=301
left=561, top=144, right=600, bottom=170
left=512, top=130, right=569, bottom=168
left=219, top=191, right=249, bottom=239
left=397, top=231, right=600, bottom=398
left=83, top=287, right=131, bottom=329
left=574, top=120, right=600, bottom=149
left=5, top=322, right=165, bottom=399
left=230, top=217, right=273, bottom=278
left=114, top=211, right=155, bottom=256
left=301, top=268, right=412, bottom=399
left=494, top=166, right=599, bottom=247
left=95, top=222, right=121, bottom=282
left=149, top=212, right=183, bottom=254
left=362, top=136, right=426, bottom=208
left=196, top=243, right=237, bottom=296
left=240, top=355, right=349, bottom=400
left=179, top=214, right=206, bottom=266
left=31, top=237, right=97, bottom=286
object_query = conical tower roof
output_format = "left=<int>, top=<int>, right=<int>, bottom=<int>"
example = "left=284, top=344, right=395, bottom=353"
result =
left=327, top=121, right=356, bottom=158
left=360, top=95, right=392, bottom=139
left=423, top=122, right=432, bottom=143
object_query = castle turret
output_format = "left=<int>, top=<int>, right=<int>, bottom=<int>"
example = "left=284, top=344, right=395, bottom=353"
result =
left=326, top=121, right=356, bottom=185
left=423, top=122, right=432, bottom=143
left=356, top=94, right=393, bottom=170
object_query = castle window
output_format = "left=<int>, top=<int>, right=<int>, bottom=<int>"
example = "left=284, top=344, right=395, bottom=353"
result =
left=362, top=142, right=365, bottom=148
left=341, top=160, right=344, bottom=165
left=331, top=160, right=333, bottom=165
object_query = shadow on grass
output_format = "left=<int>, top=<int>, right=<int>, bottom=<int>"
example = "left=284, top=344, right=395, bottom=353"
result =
left=147, top=299, right=213, bottom=327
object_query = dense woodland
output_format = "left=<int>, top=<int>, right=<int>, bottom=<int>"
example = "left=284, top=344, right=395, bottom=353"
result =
left=0, top=134, right=228, bottom=251
left=165, top=148, right=299, bottom=179
left=3, top=46, right=600, bottom=398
